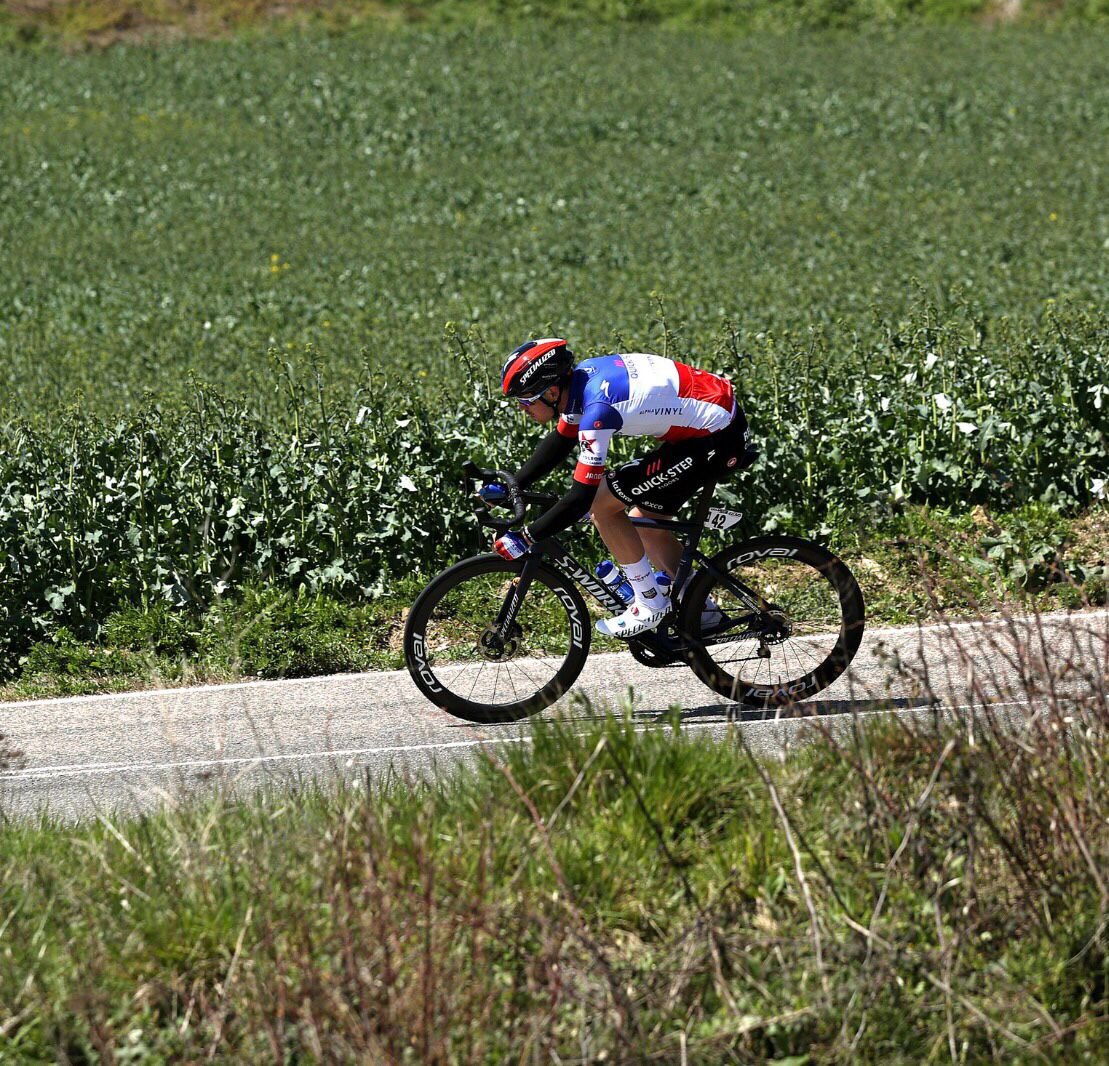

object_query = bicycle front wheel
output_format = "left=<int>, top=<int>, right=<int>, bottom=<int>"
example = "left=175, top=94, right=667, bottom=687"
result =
left=679, top=535, right=864, bottom=708
left=404, top=554, right=591, bottom=723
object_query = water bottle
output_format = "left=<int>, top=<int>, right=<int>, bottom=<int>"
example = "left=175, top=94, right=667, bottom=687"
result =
left=595, top=560, right=633, bottom=606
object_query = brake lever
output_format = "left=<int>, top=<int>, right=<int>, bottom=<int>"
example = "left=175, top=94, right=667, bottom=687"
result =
left=463, top=461, right=526, bottom=529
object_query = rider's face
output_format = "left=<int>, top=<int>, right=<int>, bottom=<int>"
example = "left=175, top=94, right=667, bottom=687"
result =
left=519, top=386, right=560, bottom=424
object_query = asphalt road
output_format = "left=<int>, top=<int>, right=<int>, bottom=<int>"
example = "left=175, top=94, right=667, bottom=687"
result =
left=2, top=608, right=1105, bottom=820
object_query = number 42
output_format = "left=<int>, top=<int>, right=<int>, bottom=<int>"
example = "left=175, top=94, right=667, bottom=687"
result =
left=706, top=508, right=743, bottom=531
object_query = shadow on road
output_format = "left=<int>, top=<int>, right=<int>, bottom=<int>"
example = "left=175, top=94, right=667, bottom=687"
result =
left=450, top=695, right=937, bottom=732
left=666, top=696, right=937, bottom=723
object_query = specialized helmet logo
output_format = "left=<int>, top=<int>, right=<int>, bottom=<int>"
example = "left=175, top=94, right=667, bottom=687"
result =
left=501, top=338, right=573, bottom=397
left=519, top=356, right=553, bottom=385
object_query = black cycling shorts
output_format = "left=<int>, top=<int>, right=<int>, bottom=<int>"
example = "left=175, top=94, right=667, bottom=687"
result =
left=606, top=410, right=755, bottom=515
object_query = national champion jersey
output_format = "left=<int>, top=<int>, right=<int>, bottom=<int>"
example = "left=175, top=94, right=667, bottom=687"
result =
left=555, top=354, right=736, bottom=486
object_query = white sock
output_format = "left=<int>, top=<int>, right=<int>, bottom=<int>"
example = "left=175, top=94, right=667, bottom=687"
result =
left=623, top=555, right=667, bottom=608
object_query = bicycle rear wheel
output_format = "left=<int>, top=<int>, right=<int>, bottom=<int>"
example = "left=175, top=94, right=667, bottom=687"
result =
left=679, top=535, right=864, bottom=708
left=404, top=554, right=591, bottom=723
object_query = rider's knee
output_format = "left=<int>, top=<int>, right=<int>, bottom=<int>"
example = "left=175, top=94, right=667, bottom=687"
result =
left=591, top=502, right=621, bottom=525
left=590, top=482, right=624, bottom=520
left=629, top=505, right=672, bottom=521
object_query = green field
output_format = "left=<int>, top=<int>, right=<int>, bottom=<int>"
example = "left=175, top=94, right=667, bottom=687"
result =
left=2, top=26, right=1106, bottom=414
left=2, top=0, right=1104, bottom=49
left=0, top=23, right=1107, bottom=683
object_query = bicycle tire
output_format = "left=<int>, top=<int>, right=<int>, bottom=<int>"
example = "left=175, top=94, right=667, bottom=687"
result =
left=679, top=535, right=865, bottom=707
left=404, top=553, right=591, bottom=723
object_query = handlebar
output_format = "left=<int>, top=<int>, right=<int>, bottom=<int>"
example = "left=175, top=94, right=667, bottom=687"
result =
left=461, top=460, right=559, bottom=535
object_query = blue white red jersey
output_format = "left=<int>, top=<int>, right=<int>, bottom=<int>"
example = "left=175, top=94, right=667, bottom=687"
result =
left=556, top=354, right=736, bottom=486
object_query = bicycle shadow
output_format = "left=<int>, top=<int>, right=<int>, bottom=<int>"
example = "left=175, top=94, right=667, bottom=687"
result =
left=656, top=696, right=936, bottom=724
left=449, top=695, right=937, bottom=732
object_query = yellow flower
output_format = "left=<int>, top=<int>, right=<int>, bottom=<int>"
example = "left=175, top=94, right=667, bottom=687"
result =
left=1049, top=212, right=1058, bottom=222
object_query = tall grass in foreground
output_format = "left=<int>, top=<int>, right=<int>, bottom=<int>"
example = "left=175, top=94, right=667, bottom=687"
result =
left=1, top=605, right=1107, bottom=1060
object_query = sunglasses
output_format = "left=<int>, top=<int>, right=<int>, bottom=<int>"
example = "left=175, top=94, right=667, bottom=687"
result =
left=517, top=390, right=547, bottom=407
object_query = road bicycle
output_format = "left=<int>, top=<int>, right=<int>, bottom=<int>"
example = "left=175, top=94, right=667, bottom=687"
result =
left=404, top=459, right=865, bottom=723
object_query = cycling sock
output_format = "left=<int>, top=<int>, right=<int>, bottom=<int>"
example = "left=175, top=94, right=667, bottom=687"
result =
left=624, top=555, right=667, bottom=606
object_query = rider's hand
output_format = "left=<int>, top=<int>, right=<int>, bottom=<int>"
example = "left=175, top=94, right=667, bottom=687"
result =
left=478, top=482, right=509, bottom=506
left=493, top=529, right=532, bottom=560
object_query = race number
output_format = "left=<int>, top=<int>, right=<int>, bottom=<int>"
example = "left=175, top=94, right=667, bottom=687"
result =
left=706, top=508, right=743, bottom=531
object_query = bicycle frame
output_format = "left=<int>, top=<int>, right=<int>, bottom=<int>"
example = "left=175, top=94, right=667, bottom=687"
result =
left=489, top=479, right=775, bottom=649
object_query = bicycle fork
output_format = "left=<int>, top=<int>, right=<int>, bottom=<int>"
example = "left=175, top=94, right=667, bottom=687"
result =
left=484, top=555, right=540, bottom=653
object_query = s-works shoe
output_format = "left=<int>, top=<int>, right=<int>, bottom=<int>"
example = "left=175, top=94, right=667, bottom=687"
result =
left=595, top=594, right=671, bottom=639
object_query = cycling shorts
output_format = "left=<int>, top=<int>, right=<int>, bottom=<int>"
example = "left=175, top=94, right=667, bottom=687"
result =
left=606, top=409, right=754, bottom=515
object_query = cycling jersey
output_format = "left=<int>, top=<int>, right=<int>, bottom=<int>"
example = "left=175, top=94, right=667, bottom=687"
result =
left=515, top=353, right=747, bottom=544
left=554, top=354, right=736, bottom=486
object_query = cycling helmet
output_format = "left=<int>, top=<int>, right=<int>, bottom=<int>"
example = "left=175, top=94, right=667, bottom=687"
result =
left=501, top=338, right=574, bottom=398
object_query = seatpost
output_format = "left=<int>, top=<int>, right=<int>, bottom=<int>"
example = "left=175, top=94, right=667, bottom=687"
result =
left=671, top=480, right=718, bottom=597
left=688, top=479, right=719, bottom=538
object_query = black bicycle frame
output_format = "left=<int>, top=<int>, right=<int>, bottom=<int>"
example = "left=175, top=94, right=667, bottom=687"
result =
left=490, top=480, right=774, bottom=644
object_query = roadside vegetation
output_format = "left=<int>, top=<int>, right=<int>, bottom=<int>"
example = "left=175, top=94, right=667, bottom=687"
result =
left=0, top=304, right=1105, bottom=697
left=1, top=0, right=1104, bottom=49
left=2, top=623, right=1107, bottom=1059
left=0, top=21, right=1106, bottom=694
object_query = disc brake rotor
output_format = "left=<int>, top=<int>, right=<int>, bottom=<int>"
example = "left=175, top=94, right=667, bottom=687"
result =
left=478, top=624, right=522, bottom=662
left=758, top=607, right=793, bottom=645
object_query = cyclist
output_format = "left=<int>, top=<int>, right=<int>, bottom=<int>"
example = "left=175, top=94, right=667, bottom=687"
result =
left=489, top=338, right=753, bottom=638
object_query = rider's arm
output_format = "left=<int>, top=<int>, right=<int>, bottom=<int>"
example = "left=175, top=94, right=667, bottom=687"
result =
left=525, top=480, right=598, bottom=543
left=515, top=421, right=578, bottom=489
left=524, top=413, right=618, bottom=543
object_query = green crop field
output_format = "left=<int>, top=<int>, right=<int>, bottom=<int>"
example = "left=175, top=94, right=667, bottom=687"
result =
left=2, top=26, right=1106, bottom=414
left=0, top=23, right=1107, bottom=686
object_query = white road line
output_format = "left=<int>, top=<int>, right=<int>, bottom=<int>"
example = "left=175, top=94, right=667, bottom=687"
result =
left=2, top=735, right=528, bottom=781
left=3, top=695, right=1066, bottom=784
left=863, top=608, right=1107, bottom=640
left=2, top=721, right=728, bottom=782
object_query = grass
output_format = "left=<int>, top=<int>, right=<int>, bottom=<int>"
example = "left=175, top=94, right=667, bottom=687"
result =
left=2, top=640, right=1107, bottom=1059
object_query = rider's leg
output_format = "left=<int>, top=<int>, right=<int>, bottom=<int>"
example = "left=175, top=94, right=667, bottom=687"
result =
left=591, top=482, right=671, bottom=637
left=592, top=487, right=685, bottom=579
left=590, top=482, right=670, bottom=615
left=589, top=480, right=650, bottom=566
left=628, top=505, right=682, bottom=579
